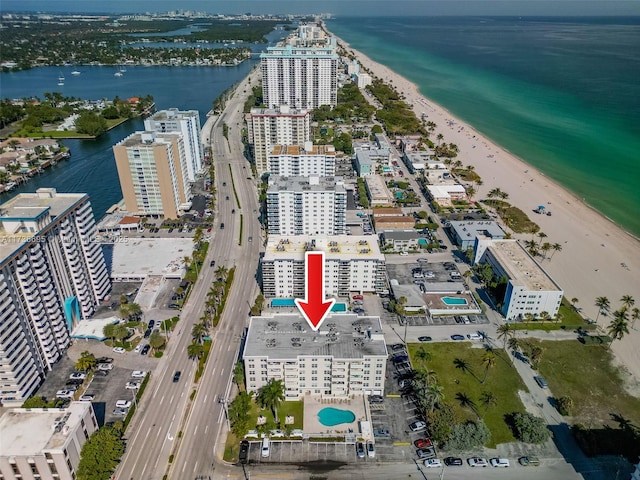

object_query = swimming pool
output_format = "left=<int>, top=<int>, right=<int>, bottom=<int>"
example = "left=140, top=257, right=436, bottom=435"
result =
left=441, top=296, right=468, bottom=306
left=317, top=407, right=356, bottom=427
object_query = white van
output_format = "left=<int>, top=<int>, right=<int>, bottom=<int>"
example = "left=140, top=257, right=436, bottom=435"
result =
left=261, top=436, right=270, bottom=457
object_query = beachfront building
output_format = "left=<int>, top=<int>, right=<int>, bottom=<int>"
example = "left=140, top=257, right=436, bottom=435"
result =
left=422, top=159, right=452, bottom=183
left=268, top=143, right=336, bottom=177
left=402, top=151, right=438, bottom=174
left=448, top=220, right=506, bottom=250
left=266, top=175, right=346, bottom=235
left=242, top=314, right=388, bottom=399
left=0, top=402, right=98, bottom=479
left=144, top=108, right=204, bottom=182
left=261, top=235, right=386, bottom=298
left=246, top=106, right=311, bottom=176
left=364, top=175, right=394, bottom=206
left=426, top=184, right=467, bottom=207
left=355, top=72, right=372, bottom=88
left=0, top=188, right=111, bottom=404
left=260, top=40, right=339, bottom=110
left=113, top=131, right=191, bottom=219
left=379, top=230, right=420, bottom=252
left=473, top=238, right=563, bottom=321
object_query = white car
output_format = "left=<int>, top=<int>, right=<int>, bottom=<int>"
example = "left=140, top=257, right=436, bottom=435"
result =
left=115, top=400, right=131, bottom=409
left=399, top=252, right=409, bottom=256
left=125, top=382, right=140, bottom=390
left=409, top=421, right=427, bottom=432
left=468, top=457, right=489, bottom=467
left=97, top=363, right=114, bottom=371
left=56, top=390, right=74, bottom=399
left=467, top=333, right=483, bottom=341
left=424, top=458, right=442, bottom=468
left=113, top=347, right=126, bottom=354
left=79, top=394, right=95, bottom=401
left=69, top=372, right=86, bottom=380
left=490, top=458, right=510, bottom=468
left=134, top=344, right=142, bottom=353
left=131, top=370, right=147, bottom=378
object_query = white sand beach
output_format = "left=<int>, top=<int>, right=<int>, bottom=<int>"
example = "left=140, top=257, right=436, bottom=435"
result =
left=336, top=38, right=640, bottom=382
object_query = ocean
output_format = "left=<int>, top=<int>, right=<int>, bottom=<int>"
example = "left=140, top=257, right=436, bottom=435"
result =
left=326, top=16, right=640, bottom=237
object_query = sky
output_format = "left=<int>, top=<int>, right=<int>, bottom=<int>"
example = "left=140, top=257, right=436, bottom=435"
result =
left=3, top=0, right=640, bottom=17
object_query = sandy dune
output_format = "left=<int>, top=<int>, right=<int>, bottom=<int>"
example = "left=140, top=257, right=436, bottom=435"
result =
left=336, top=37, right=640, bottom=382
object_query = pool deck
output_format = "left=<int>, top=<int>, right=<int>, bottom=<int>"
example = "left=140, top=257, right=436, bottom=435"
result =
left=303, top=396, right=369, bottom=439
left=424, top=292, right=482, bottom=315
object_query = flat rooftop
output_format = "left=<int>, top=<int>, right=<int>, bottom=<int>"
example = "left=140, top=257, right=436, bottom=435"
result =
left=267, top=175, right=345, bottom=193
left=264, top=235, right=383, bottom=261
left=489, top=241, right=561, bottom=291
left=0, top=188, right=86, bottom=263
left=109, top=238, right=192, bottom=279
left=364, top=175, right=393, bottom=202
left=270, top=145, right=335, bottom=156
left=115, top=131, right=180, bottom=148
left=449, top=220, right=505, bottom=241
left=244, top=314, right=387, bottom=359
left=0, top=402, right=91, bottom=456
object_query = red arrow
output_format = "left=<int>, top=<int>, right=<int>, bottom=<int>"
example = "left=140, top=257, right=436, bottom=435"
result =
left=295, top=251, right=335, bottom=331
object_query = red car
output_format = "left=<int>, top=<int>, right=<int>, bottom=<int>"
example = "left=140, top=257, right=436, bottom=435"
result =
left=352, top=294, right=364, bottom=300
left=414, top=438, right=433, bottom=449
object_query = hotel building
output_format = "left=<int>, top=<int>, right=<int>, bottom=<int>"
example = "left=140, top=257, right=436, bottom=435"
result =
left=266, top=175, right=346, bottom=236
left=243, top=314, right=388, bottom=399
left=260, top=41, right=339, bottom=110
left=246, top=106, right=311, bottom=176
left=268, top=144, right=336, bottom=177
left=474, top=238, right=563, bottom=320
left=113, top=131, right=191, bottom=219
left=261, top=235, right=386, bottom=298
left=144, top=108, right=204, bottom=182
left=0, top=188, right=110, bottom=404
left=0, top=402, right=98, bottom=480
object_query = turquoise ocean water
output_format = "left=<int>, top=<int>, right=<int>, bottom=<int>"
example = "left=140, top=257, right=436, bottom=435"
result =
left=326, top=17, right=640, bottom=237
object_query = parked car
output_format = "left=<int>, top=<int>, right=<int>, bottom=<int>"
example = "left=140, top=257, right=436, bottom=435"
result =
left=131, top=370, right=147, bottom=378
left=97, top=363, right=113, bottom=371
left=418, top=336, right=432, bottom=342
left=467, top=333, right=483, bottom=340
left=210, top=260, right=216, bottom=267
left=534, top=376, right=548, bottom=388
left=115, top=400, right=131, bottom=409
left=239, top=441, right=249, bottom=464
left=394, top=355, right=409, bottom=363
left=444, top=457, right=463, bottom=466
left=125, top=381, right=140, bottom=390
left=353, top=294, right=364, bottom=300
left=94, top=370, right=109, bottom=377
left=450, top=334, right=465, bottom=341
left=414, top=438, right=433, bottom=449
left=518, top=456, right=540, bottom=466
left=424, top=458, right=442, bottom=468
left=409, top=421, right=427, bottom=432
left=390, top=344, right=406, bottom=352
left=173, top=371, right=182, bottom=383
left=416, top=447, right=436, bottom=459
left=144, top=328, right=152, bottom=338
left=69, top=372, right=86, bottom=380
left=366, top=441, right=375, bottom=458
left=356, top=442, right=365, bottom=458
left=56, top=390, right=74, bottom=399
left=399, top=252, right=409, bottom=256
left=79, top=394, right=95, bottom=401
left=490, top=458, right=510, bottom=468
left=468, top=457, right=489, bottom=467
left=141, top=344, right=150, bottom=356
left=148, top=320, right=155, bottom=329
left=398, top=379, right=411, bottom=389
left=368, top=395, right=384, bottom=404
left=373, top=428, right=391, bottom=438
left=64, top=383, right=81, bottom=390
left=112, top=408, right=128, bottom=416
left=113, top=347, right=126, bottom=354
left=96, top=357, right=113, bottom=364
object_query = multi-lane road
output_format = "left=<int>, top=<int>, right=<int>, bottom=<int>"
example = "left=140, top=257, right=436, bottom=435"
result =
left=116, top=68, right=262, bottom=480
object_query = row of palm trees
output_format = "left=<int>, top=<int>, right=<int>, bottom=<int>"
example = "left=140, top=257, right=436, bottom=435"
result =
left=595, top=295, right=637, bottom=348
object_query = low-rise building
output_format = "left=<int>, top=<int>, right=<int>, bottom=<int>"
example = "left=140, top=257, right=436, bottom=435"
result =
left=353, top=146, right=391, bottom=177
left=0, top=402, right=98, bottom=480
left=364, top=175, right=394, bottom=206
left=474, top=237, right=563, bottom=321
left=402, top=150, right=433, bottom=173
left=422, top=160, right=452, bottom=183
left=243, top=314, right=388, bottom=399
left=380, top=230, right=420, bottom=251
left=426, top=184, right=467, bottom=207
left=261, top=235, right=386, bottom=298
left=373, top=215, right=415, bottom=231
left=448, top=220, right=506, bottom=250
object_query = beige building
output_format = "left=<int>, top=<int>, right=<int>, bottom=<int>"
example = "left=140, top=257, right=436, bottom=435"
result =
left=268, top=143, right=336, bottom=177
left=0, top=402, right=98, bottom=480
left=373, top=216, right=416, bottom=231
left=113, top=131, right=191, bottom=219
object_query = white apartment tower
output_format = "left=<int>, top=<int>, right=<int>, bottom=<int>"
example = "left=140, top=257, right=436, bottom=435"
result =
left=246, top=106, right=311, bottom=176
left=268, top=144, right=336, bottom=177
left=266, top=175, right=346, bottom=235
left=260, top=41, right=339, bottom=110
left=144, top=108, right=204, bottom=182
left=243, top=314, right=388, bottom=399
left=113, top=131, right=191, bottom=219
left=0, top=189, right=110, bottom=404
left=261, top=235, right=386, bottom=298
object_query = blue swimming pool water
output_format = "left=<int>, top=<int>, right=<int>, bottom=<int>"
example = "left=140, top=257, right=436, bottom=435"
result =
left=317, top=407, right=356, bottom=427
left=418, top=238, right=428, bottom=245
left=442, top=296, right=468, bottom=305
left=331, top=303, right=347, bottom=312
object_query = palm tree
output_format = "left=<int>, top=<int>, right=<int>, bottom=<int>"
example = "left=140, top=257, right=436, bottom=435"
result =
left=426, top=383, right=445, bottom=412
left=436, top=133, right=444, bottom=146
left=256, top=379, right=285, bottom=424
left=595, top=296, right=610, bottom=322
left=540, top=242, right=551, bottom=260
left=76, top=351, right=96, bottom=372
left=466, top=186, right=476, bottom=202
left=481, top=350, right=497, bottom=384
left=607, top=309, right=630, bottom=348
left=496, top=323, right=515, bottom=349
left=415, top=347, right=432, bottom=365
left=480, top=391, right=498, bottom=411
left=571, top=298, right=579, bottom=311
left=149, top=331, right=166, bottom=353
left=538, top=311, right=551, bottom=323
left=507, top=337, right=520, bottom=353
left=536, top=231, right=547, bottom=245
left=214, top=265, right=229, bottom=281
left=103, top=323, right=117, bottom=344
left=455, top=392, right=478, bottom=418
left=549, top=243, right=563, bottom=260
left=487, top=188, right=502, bottom=199
left=523, top=312, right=535, bottom=329
left=631, top=307, right=640, bottom=330
left=529, top=346, right=543, bottom=369
left=187, top=342, right=204, bottom=360
left=620, top=295, right=635, bottom=311
left=191, top=323, right=208, bottom=344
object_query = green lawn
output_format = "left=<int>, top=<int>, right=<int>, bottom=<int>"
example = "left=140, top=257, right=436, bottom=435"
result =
left=535, top=340, right=640, bottom=428
left=248, top=399, right=304, bottom=430
left=408, top=343, right=527, bottom=446
left=510, top=300, right=596, bottom=331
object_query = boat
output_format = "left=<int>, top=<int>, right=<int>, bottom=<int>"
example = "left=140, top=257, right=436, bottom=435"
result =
left=4, top=182, right=17, bottom=191
left=58, top=71, right=65, bottom=85
left=71, top=70, right=81, bottom=75
left=119, top=66, right=127, bottom=73
left=114, top=70, right=123, bottom=77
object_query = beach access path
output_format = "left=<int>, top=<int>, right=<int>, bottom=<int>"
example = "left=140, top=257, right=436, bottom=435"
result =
left=335, top=37, right=640, bottom=385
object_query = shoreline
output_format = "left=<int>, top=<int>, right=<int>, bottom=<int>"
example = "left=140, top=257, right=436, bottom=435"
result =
left=331, top=33, right=640, bottom=381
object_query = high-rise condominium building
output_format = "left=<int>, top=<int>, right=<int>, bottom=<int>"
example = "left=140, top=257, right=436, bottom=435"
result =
left=0, top=402, right=99, bottom=479
left=144, top=108, right=203, bottom=182
left=268, top=144, right=336, bottom=177
left=113, top=131, right=191, bottom=219
left=246, top=106, right=311, bottom=176
left=260, top=40, right=338, bottom=110
left=266, top=175, right=346, bottom=236
left=0, top=188, right=110, bottom=404
left=261, top=235, right=386, bottom=298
